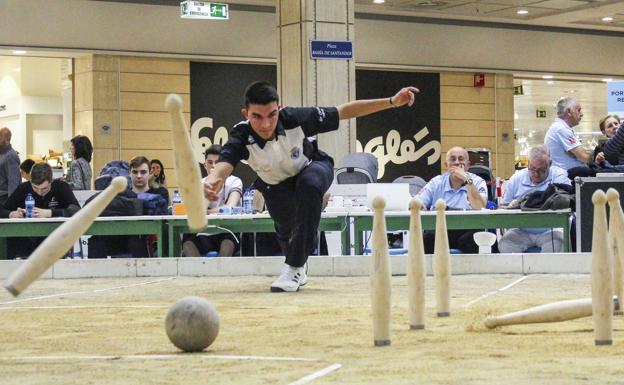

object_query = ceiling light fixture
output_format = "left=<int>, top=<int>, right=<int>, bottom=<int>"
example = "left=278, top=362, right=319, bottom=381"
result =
left=602, top=16, right=614, bottom=22
left=602, top=78, right=613, bottom=82
left=373, top=0, right=385, bottom=4
left=542, top=75, right=553, bottom=79
left=12, top=50, right=26, bottom=55
left=517, top=8, right=528, bottom=15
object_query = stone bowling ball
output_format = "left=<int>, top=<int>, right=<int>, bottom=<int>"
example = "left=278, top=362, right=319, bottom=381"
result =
left=165, top=296, right=220, bottom=352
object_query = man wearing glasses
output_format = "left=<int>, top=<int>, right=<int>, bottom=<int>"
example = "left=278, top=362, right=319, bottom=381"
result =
left=416, top=146, right=489, bottom=254
left=498, top=145, right=570, bottom=253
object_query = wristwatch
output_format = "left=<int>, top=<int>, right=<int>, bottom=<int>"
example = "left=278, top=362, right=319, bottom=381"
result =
left=461, top=178, right=472, bottom=187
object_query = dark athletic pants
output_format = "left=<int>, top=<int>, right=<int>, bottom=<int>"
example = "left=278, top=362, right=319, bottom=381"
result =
left=254, top=159, right=333, bottom=268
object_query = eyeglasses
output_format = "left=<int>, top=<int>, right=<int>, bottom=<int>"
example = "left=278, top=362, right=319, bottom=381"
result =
left=528, top=167, right=549, bottom=174
left=447, top=156, right=467, bottom=163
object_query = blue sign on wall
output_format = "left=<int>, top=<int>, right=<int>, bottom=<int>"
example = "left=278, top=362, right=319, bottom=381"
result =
left=607, top=81, right=624, bottom=113
left=310, top=40, right=353, bottom=60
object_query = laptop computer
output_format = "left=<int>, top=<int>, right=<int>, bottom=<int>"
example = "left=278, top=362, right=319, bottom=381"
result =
left=366, top=183, right=411, bottom=211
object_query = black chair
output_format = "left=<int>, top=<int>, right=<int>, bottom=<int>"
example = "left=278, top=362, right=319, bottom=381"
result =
left=335, top=153, right=378, bottom=184
left=468, top=164, right=496, bottom=202
left=392, top=175, right=427, bottom=196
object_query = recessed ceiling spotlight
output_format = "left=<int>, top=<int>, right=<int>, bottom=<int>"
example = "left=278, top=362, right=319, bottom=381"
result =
left=602, top=16, right=614, bottom=22
left=602, top=78, right=613, bottom=82
left=542, top=75, right=553, bottom=79
left=373, top=0, right=385, bottom=4
left=12, top=50, right=27, bottom=55
left=517, top=8, right=529, bottom=15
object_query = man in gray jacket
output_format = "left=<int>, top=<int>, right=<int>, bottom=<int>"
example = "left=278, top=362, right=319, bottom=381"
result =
left=0, top=127, right=21, bottom=206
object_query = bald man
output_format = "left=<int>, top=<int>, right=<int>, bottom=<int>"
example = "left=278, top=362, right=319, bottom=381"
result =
left=416, top=146, right=492, bottom=254
left=0, top=127, right=21, bottom=206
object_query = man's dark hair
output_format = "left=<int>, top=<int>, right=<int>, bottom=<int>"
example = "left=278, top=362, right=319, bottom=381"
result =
left=20, top=159, right=36, bottom=174
left=71, top=135, right=93, bottom=162
left=204, top=144, right=222, bottom=160
left=129, top=156, right=150, bottom=170
left=244, top=81, right=279, bottom=107
left=30, top=163, right=53, bottom=185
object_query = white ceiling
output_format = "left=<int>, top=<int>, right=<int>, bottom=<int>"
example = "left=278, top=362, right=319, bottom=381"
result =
left=94, top=0, right=624, bottom=33
left=353, top=0, right=624, bottom=32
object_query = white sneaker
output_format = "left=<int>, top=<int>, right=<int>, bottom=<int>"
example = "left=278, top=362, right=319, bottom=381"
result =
left=270, top=263, right=308, bottom=292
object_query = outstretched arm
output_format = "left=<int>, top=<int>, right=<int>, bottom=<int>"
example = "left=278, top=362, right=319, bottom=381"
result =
left=336, top=86, right=419, bottom=120
left=204, top=162, right=234, bottom=201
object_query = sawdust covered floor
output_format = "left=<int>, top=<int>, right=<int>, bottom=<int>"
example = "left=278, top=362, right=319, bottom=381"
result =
left=0, top=274, right=622, bottom=385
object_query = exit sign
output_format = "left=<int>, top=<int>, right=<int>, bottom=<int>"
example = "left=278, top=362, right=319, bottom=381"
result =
left=180, top=1, right=228, bottom=20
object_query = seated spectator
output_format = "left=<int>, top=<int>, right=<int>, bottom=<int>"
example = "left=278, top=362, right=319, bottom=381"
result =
left=498, top=145, right=570, bottom=253
left=149, top=158, right=167, bottom=189
left=183, top=145, right=242, bottom=257
left=416, top=146, right=491, bottom=254
left=88, top=156, right=167, bottom=258
left=131, top=156, right=169, bottom=203
left=593, top=114, right=619, bottom=164
left=2, top=162, right=80, bottom=258
left=602, top=115, right=624, bottom=166
left=20, top=159, right=35, bottom=182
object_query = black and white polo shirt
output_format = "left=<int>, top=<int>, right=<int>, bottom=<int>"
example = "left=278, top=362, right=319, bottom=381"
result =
left=219, top=106, right=339, bottom=185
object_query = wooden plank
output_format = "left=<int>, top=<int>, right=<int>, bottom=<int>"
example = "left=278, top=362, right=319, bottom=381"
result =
left=494, top=153, right=516, bottom=179
left=120, top=57, right=189, bottom=75
left=441, top=86, right=494, bottom=104
left=441, top=136, right=496, bottom=152
left=92, top=110, right=119, bottom=148
left=120, top=149, right=174, bottom=167
left=441, top=119, right=495, bottom=136
left=74, top=72, right=93, bottom=112
left=441, top=103, right=495, bottom=120
left=496, top=121, right=515, bottom=155
left=120, top=73, right=189, bottom=93
left=121, top=130, right=173, bottom=150
left=496, top=88, right=514, bottom=121
left=440, top=72, right=494, bottom=88
left=92, top=71, right=119, bottom=110
left=495, top=74, right=514, bottom=89
left=121, top=111, right=190, bottom=131
left=120, top=92, right=190, bottom=112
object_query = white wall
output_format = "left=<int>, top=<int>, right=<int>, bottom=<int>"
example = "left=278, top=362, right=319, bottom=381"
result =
left=2, top=0, right=624, bottom=77
left=27, top=114, right=63, bottom=157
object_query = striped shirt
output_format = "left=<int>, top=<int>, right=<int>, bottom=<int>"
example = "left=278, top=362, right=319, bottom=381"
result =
left=603, top=125, right=624, bottom=165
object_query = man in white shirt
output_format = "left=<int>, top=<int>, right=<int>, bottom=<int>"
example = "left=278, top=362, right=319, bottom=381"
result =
left=544, top=97, right=590, bottom=170
left=499, top=145, right=571, bottom=253
left=183, top=145, right=242, bottom=257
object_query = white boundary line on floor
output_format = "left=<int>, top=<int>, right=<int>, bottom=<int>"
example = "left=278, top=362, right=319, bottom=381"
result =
left=0, top=277, right=176, bottom=305
left=0, top=354, right=318, bottom=362
left=460, top=275, right=529, bottom=309
left=287, top=363, right=342, bottom=385
left=0, top=305, right=165, bottom=310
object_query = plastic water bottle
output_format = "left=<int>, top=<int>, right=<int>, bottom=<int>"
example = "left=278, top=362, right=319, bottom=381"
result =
left=25, top=193, right=35, bottom=218
left=171, top=190, right=183, bottom=215
left=243, top=189, right=254, bottom=214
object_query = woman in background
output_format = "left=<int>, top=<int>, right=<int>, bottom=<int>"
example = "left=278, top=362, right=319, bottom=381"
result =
left=149, top=159, right=167, bottom=189
left=594, top=114, right=620, bottom=164
left=19, top=159, right=35, bottom=182
left=67, top=135, right=93, bottom=190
